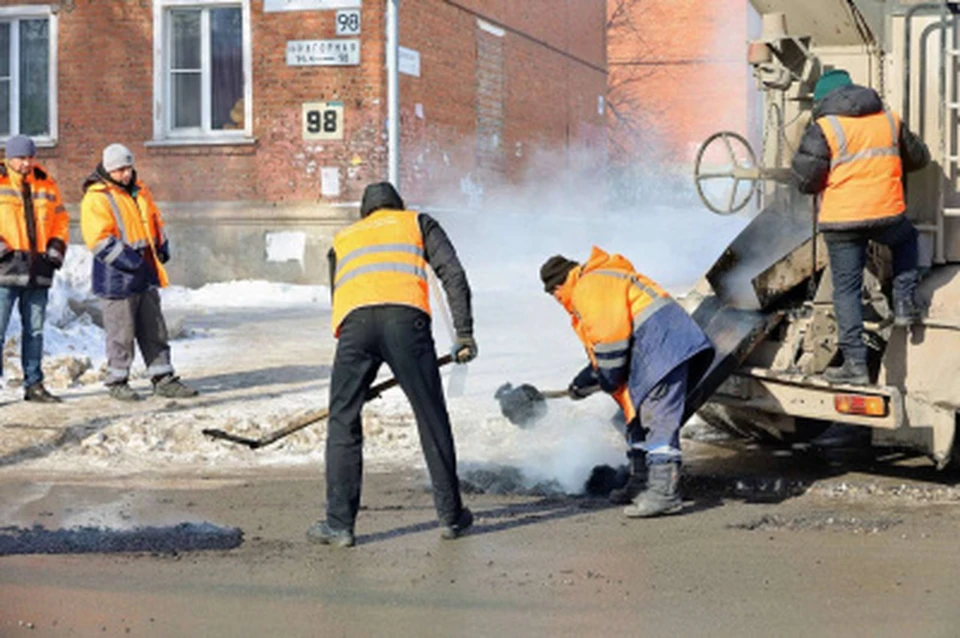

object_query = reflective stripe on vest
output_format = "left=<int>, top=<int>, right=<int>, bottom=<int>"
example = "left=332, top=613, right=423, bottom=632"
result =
left=579, top=268, right=672, bottom=370
left=823, top=110, right=899, bottom=169
left=99, top=188, right=170, bottom=287
left=331, top=210, right=430, bottom=335
left=817, top=109, right=906, bottom=227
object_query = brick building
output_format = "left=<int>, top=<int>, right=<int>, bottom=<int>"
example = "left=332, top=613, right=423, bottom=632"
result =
left=1, top=0, right=606, bottom=284
left=607, top=0, right=753, bottom=180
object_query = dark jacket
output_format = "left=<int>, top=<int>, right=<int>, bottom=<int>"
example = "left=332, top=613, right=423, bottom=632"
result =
left=792, top=85, right=930, bottom=200
left=328, top=186, right=473, bottom=337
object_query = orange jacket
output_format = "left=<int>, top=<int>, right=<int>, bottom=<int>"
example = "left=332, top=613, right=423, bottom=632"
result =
left=0, top=161, right=69, bottom=287
left=331, top=209, right=430, bottom=335
left=556, top=247, right=674, bottom=422
left=81, top=177, right=169, bottom=291
left=816, top=110, right=905, bottom=228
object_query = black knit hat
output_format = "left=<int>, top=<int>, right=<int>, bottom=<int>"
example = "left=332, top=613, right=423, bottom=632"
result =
left=360, top=181, right=405, bottom=217
left=540, top=255, right=579, bottom=292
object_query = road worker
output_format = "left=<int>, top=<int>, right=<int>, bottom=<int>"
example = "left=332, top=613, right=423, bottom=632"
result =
left=0, top=135, right=69, bottom=403
left=791, top=69, right=931, bottom=385
left=80, top=143, right=197, bottom=401
left=541, top=247, right=714, bottom=517
left=307, top=181, right=477, bottom=548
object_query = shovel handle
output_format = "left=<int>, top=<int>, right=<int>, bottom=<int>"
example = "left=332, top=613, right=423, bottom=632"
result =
left=203, top=354, right=454, bottom=449
left=540, top=389, right=571, bottom=399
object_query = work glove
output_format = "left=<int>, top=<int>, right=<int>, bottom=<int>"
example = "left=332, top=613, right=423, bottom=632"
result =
left=453, top=335, right=478, bottom=364
left=45, top=240, right=65, bottom=270
left=568, top=365, right=601, bottom=400
left=156, top=241, right=171, bottom=264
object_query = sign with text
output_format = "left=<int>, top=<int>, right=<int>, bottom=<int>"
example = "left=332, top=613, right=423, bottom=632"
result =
left=336, top=9, right=361, bottom=35
left=303, top=101, right=344, bottom=141
left=265, top=0, right=360, bottom=12
left=398, top=46, right=420, bottom=77
left=286, top=39, right=360, bottom=66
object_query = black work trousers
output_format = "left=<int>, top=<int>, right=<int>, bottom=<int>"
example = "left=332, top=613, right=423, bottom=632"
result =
left=325, top=305, right=464, bottom=532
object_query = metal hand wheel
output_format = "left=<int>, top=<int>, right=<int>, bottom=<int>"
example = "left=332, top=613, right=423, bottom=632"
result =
left=694, top=131, right=760, bottom=215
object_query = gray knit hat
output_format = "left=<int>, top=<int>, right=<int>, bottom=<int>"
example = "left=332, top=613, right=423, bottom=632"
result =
left=102, top=143, right=134, bottom=172
left=5, top=135, right=36, bottom=159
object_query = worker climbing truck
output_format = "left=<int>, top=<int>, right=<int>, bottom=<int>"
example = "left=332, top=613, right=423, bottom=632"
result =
left=686, top=0, right=960, bottom=468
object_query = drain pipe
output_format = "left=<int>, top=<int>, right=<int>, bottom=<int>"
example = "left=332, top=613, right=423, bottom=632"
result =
left=386, top=0, right=400, bottom=188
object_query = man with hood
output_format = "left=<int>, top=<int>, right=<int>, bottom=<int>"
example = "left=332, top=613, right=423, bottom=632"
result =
left=0, top=135, right=69, bottom=403
left=791, top=69, right=931, bottom=385
left=307, top=181, right=477, bottom=548
left=80, top=143, right=197, bottom=402
left=540, top=248, right=714, bottom=517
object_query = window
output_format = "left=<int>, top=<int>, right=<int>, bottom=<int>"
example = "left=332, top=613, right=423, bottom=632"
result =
left=153, top=0, right=252, bottom=142
left=0, top=6, right=57, bottom=142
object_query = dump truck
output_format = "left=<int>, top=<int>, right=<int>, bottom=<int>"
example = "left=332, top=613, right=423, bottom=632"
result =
left=685, top=0, right=960, bottom=468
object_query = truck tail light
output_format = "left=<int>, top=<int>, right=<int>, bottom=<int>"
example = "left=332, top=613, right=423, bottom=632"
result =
left=834, top=394, right=887, bottom=417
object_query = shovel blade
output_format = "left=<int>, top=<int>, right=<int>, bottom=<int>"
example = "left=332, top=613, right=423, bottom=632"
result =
left=494, top=382, right=548, bottom=428
left=447, top=363, right=468, bottom=398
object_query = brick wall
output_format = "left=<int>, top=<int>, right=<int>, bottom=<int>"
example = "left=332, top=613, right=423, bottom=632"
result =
left=396, top=0, right=607, bottom=204
left=0, top=0, right=605, bottom=209
left=607, top=0, right=751, bottom=168
left=0, top=0, right=605, bottom=284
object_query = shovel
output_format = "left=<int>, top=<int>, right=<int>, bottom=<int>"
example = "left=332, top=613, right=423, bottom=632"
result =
left=494, top=382, right=569, bottom=428
left=202, top=354, right=453, bottom=450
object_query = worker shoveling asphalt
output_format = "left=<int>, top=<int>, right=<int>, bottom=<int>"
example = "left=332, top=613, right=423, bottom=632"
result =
left=494, top=382, right=570, bottom=428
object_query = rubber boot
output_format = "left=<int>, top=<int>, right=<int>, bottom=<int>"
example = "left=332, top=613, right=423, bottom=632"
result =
left=893, top=295, right=921, bottom=327
left=623, top=461, right=682, bottom=518
left=823, top=359, right=869, bottom=386
left=608, top=450, right=647, bottom=505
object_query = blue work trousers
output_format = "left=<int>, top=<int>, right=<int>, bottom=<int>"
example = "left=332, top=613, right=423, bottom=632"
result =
left=0, top=286, right=49, bottom=387
left=824, top=216, right=919, bottom=364
left=629, top=361, right=689, bottom=465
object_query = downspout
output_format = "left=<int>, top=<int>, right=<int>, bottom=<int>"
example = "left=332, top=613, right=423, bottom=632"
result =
left=386, top=0, right=400, bottom=188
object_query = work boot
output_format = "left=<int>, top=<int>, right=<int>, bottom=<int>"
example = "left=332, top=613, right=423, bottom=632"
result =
left=623, top=461, right=683, bottom=518
left=24, top=382, right=62, bottom=404
left=823, top=360, right=869, bottom=386
left=609, top=451, right=648, bottom=505
left=152, top=374, right=199, bottom=398
left=108, top=381, right=142, bottom=402
left=305, top=521, right=355, bottom=548
left=440, top=507, right=474, bottom=540
left=893, top=296, right=922, bottom=327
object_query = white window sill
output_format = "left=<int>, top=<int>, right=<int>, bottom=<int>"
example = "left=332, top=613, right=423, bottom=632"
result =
left=145, top=136, right=256, bottom=148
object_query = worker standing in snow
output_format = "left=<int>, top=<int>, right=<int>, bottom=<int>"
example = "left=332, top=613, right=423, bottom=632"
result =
left=791, top=68, right=930, bottom=385
left=0, top=135, right=69, bottom=403
left=80, top=144, right=198, bottom=402
left=540, top=247, right=714, bottom=517
left=307, top=181, right=477, bottom=548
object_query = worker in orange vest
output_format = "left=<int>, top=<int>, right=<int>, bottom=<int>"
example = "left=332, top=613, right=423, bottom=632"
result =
left=0, top=135, right=69, bottom=403
left=80, top=143, right=198, bottom=402
left=792, top=69, right=930, bottom=385
left=541, top=247, right=714, bottom=517
left=307, top=182, right=477, bottom=548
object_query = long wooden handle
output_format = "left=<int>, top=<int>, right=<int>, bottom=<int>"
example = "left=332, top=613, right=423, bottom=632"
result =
left=540, top=389, right=571, bottom=399
left=202, top=354, right=453, bottom=449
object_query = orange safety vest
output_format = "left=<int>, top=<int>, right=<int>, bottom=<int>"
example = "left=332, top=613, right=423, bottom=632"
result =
left=816, top=110, right=905, bottom=228
left=559, top=246, right=673, bottom=422
left=80, top=179, right=169, bottom=287
left=331, top=209, right=430, bottom=336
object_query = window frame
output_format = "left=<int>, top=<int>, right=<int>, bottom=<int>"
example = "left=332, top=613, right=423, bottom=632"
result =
left=152, top=0, right=253, bottom=145
left=0, top=4, right=58, bottom=146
